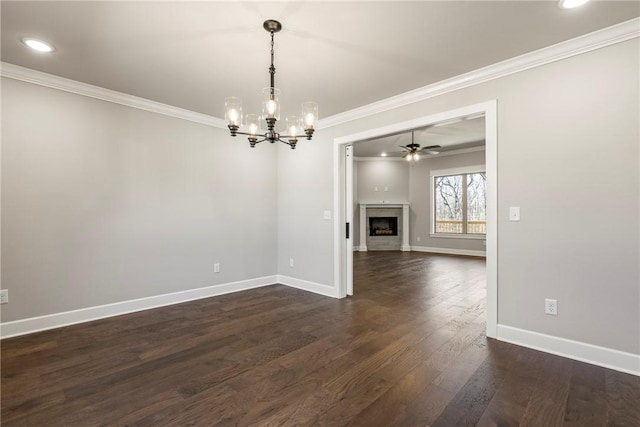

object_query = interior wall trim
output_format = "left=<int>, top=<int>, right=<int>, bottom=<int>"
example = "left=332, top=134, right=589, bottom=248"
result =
left=0, top=276, right=278, bottom=339
left=410, top=246, right=486, bottom=258
left=277, top=275, right=339, bottom=298
left=0, top=62, right=227, bottom=129
left=318, top=17, right=640, bottom=129
left=497, top=324, right=640, bottom=377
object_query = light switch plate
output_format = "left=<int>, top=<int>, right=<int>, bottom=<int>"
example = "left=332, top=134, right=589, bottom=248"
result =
left=509, top=206, right=521, bottom=221
left=323, top=210, right=332, bottom=220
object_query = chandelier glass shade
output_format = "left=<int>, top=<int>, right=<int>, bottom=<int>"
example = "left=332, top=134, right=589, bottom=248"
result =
left=225, top=20, right=318, bottom=149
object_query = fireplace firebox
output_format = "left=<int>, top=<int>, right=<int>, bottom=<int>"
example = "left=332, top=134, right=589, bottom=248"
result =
left=369, top=217, right=398, bottom=236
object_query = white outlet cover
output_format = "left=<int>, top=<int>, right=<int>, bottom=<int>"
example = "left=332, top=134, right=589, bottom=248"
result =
left=545, top=298, right=558, bottom=315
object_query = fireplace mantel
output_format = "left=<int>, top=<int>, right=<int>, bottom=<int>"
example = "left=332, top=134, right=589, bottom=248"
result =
left=359, top=203, right=410, bottom=252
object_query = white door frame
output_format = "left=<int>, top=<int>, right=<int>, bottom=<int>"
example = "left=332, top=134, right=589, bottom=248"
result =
left=345, top=145, right=354, bottom=296
left=332, top=100, right=498, bottom=338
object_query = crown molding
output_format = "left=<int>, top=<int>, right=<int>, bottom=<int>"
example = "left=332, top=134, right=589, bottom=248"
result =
left=318, top=17, right=640, bottom=129
left=2, top=18, right=637, bottom=131
left=0, top=62, right=227, bottom=129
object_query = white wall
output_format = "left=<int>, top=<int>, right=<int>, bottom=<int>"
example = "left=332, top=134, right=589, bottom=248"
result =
left=277, top=38, right=639, bottom=356
left=1, top=78, right=278, bottom=323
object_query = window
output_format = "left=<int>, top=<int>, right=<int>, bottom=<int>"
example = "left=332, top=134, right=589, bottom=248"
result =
left=431, top=166, right=486, bottom=237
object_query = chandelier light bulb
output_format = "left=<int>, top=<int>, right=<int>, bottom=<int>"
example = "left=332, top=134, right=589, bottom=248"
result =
left=266, top=100, right=277, bottom=116
left=286, top=116, right=300, bottom=138
left=246, top=114, right=260, bottom=136
left=304, top=113, right=315, bottom=127
left=302, top=102, right=318, bottom=130
left=228, top=109, right=239, bottom=124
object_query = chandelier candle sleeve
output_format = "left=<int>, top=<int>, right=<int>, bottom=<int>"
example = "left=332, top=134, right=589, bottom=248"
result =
left=225, top=97, right=242, bottom=134
left=286, top=116, right=300, bottom=143
left=246, top=114, right=260, bottom=136
left=224, top=19, right=317, bottom=149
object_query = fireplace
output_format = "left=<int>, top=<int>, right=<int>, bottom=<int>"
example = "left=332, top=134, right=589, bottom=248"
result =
left=369, top=216, right=398, bottom=236
left=359, top=203, right=410, bottom=252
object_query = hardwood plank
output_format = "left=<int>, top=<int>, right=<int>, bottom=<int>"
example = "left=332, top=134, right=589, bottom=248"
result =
left=605, top=369, right=640, bottom=426
left=431, top=342, right=513, bottom=427
left=476, top=346, right=545, bottom=426
left=520, top=353, right=573, bottom=427
left=564, top=361, right=607, bottom=426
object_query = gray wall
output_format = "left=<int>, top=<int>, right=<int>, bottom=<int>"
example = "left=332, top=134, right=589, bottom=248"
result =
left=355, top=160, right=410, bottom=204
left=354, top=160, right=409, bottom=250
left=354, top=152, right=486, bottom=253
left=277, top=39, right=639, bottom=355
left=1, top=78, right=278, bottom=322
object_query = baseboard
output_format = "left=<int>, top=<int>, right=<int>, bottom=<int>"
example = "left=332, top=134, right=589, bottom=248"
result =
left=0, top=276, right=278, bottom=339
left=277, top=275, right=338, bottom=299
left=410, top=246, right=486, bottom=257
left=497, top=324, right=640, bottom=376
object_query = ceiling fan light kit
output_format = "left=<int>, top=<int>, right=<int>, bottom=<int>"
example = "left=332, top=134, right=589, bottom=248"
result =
left=399, top=131, right=441, bottom=164
left=225, top=20, right=318, bottom=149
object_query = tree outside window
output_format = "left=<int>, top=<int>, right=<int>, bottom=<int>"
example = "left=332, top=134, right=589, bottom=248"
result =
left=434, top=170, right=486, bottom=235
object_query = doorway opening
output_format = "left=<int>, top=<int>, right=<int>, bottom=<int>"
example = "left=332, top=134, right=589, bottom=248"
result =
left=332, top=100, right=497, bottom=338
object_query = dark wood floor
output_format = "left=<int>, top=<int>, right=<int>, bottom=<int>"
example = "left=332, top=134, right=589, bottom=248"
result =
left=2, top=252, right=638, bottom=426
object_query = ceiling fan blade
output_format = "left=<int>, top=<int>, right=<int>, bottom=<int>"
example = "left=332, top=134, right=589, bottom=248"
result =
left=425, top=150, right=440, bottom=155
left=424, top=145, right=441, bottom=150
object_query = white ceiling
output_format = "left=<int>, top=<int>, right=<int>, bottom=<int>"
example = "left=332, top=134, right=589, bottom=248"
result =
left=2, top=1, right=638, bottom=123
left=353, top=116, right=486, bottom=158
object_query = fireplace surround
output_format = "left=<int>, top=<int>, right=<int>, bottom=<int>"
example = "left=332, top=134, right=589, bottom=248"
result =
left=359, top=203, right=410, bottom=251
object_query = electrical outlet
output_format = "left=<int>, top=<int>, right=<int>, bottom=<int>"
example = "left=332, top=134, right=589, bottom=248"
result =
left=416, top=236, right=421, bottom=242
left=545, top=298, right=558, bottom=315
left=0, top=289, right=8, bottom=304
left=289, top=258, right=294, bottom=268
left=214, top=263, right=220, bottom=273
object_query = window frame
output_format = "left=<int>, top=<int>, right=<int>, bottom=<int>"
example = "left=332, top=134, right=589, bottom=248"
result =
left=430, top=165, right=486, bottom=239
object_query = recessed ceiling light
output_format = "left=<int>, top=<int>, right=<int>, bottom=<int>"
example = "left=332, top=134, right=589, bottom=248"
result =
left=381, top=152, right=387, bottom=157
left=558, top=0, right=590, bottom=9
left=21, top=38, right=54, bottom=53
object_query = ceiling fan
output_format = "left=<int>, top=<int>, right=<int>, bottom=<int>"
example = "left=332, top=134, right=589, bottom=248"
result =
left=399, top=131, right=441, bottom=161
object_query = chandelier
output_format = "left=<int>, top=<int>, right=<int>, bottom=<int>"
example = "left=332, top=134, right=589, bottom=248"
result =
left=225, top=20, right=318, bottom=149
